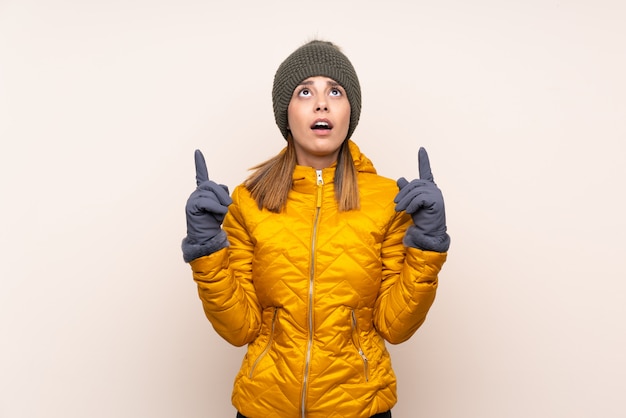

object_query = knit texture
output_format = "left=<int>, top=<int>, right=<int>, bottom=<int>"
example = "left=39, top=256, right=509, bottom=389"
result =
left=403, top=225, right=451, bottom=253
left=272, top=40, right=361, bottom=140
left=181, top=230, right=229, bottom=263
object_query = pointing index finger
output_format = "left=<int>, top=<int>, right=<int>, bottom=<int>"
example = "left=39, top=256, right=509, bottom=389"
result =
left=418, top=147, right=434, bottom=182
left=194, top=149, right=209, bottom=186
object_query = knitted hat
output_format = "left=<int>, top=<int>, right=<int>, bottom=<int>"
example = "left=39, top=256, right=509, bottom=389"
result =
left=272, top=40, right=362, bottom=140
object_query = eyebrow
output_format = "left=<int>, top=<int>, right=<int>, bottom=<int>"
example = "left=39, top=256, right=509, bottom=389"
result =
left=298, top=79, right=342, bottom=87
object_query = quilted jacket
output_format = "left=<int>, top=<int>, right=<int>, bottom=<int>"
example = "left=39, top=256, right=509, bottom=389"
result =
left=189, top=141, right=447, bottom=418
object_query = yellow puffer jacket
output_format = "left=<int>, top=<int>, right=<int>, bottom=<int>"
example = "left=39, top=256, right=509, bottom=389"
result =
left=190, top=141, right=447, bottom=418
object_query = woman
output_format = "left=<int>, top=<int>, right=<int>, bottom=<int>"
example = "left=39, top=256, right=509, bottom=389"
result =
left=182, top=40, right=450, bottom=418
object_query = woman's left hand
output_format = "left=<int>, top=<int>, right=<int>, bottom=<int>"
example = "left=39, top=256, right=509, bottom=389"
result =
left=394, top=147, right=450, bottom=252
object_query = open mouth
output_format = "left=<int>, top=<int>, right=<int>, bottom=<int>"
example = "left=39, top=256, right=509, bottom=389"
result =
left=311, top=119, right=333, bottom=130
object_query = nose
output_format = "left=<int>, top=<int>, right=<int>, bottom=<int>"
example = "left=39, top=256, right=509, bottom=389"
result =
left=315, top=99, right=328, bottom=112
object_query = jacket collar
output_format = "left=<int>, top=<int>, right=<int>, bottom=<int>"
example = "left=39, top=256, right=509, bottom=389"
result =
left=291, top=140, right=376, bottom=194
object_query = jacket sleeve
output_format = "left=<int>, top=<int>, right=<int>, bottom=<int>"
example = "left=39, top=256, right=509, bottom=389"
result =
left=373, top=211, right=447, bottom=344
left=189, top=186, right=261, bottom=347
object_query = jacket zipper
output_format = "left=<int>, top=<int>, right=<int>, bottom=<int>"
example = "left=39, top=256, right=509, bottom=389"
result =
left=249, top=307, right=278, bottom=378
left=351, top=310, right=370, bottom=382
left=301, top=169, right=324, bottom=418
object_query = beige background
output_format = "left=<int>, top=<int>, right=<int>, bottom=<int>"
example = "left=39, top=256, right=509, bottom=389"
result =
left=1, top=0, right=625, bottom=417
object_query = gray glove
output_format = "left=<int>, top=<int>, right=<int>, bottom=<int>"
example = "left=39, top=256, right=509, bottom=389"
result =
left=394, top=147, right=450, bottom=252
left=182, top=150, right=232, bottom=262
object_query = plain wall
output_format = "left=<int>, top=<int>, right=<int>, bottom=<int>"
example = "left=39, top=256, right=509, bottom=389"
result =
left=1, top=0, right=625, bottom=417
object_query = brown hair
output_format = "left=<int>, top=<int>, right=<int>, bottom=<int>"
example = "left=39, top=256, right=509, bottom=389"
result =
left=244, top=138, right=360, bottom=213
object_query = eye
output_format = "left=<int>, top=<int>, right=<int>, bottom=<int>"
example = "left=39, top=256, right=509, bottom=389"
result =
left=298, top=88, right=311, bottom=97
left=330, top=88, right=342, bottom=97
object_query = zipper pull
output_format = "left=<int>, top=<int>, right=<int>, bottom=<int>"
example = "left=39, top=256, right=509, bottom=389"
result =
left=316, top=169, right=323, bottom=208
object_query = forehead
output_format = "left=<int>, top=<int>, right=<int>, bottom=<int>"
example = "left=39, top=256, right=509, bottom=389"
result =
left=298, top=76, right=341, bottom=86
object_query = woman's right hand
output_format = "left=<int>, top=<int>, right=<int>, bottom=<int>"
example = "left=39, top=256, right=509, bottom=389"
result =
left=185, top=149, right=232, bottom=245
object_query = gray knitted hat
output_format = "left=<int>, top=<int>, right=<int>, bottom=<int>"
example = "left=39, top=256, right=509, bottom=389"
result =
left=272, top=40, right=362, bottom=140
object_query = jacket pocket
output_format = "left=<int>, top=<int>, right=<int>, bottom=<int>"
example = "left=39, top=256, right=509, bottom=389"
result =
left=249, top=307, right=278, bottom=379
left=351, top=309, right=370, bottom=382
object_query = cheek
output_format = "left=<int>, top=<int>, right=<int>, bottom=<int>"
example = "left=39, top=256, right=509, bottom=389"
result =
left=340, top=104, right=351, bottom=127
left=286, top=108, right=295, bottom=130
left=287, top=104, right=303, bottom=130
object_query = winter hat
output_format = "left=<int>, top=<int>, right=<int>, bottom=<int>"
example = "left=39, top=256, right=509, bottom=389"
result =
left=272, top=40, right=362, bottom=140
